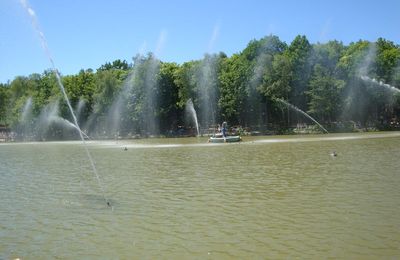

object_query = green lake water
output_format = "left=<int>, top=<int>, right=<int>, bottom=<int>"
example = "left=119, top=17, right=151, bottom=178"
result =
left=1, top=132, right=400, bottom=258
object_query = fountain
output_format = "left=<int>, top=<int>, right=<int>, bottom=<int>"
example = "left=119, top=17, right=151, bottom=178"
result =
left=275, top=98, right=329, bottom=134
left=107, top=70, right=137, bottom=139
left=197, top=54, right=218, bottom=130
left=75, top=98, right=86, bottom=123
left=4, top=3, right=400, bottom=258
left=20, top=98, right=90, bottom=140
left=20, top=97, right=34, bottom=140
left=20, top=0, right=110, bottom=206
left=21, top=96, right=33, bottom=122
left=49, top=115, right=91, bottom=140
left=34, top=100, right=60, bottom=140
left=185, top=99, right=200, bottom=136
left=143, top=56, right=161, bottom=136
left=360, top=75, right=400, bottom=94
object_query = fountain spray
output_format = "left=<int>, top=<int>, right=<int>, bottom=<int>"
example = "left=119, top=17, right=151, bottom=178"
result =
left=360, top=76, right=400, bottom=94
left=275, top=98, right=329, bottom=134
left=20, top=0, right=110, bottom=207
left=185, top=99, right=200, bottom=136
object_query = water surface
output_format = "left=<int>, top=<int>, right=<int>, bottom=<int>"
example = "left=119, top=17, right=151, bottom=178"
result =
left=1, top=132, right=400, bottom=258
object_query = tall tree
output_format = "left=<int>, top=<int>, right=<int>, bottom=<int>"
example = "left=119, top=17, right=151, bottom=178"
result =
left=307, top=64, right=345, bottom=123
left=0, top=84, right=10, bottom=124
left=259, top=53, right=293, bottom=127
left=218, top=54, right=250, bottom=124
left=157, top=62, right=180, bottom=133
left=174, top=60, right=200, bottom=109
left=287, top=35, right=312, bottom=110
left=375, top=38, right=400, bottom=84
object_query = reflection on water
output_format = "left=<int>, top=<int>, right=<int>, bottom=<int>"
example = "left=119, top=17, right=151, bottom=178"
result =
left=1, top=132, right=400, bottom=258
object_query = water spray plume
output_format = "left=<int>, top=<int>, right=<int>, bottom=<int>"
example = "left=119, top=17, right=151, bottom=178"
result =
left=21, top=97, right=33, bottom=121
left=360, top=76, right=400, bottom=94
left=49, top=116, right=91, bottom=140
left=275, top=98, right=329, bottom=134
left=155, top=30, right=167, bottom=57
left=20, top=0, right=110, bottom=207
left=185, top=99, right=200, bottom=136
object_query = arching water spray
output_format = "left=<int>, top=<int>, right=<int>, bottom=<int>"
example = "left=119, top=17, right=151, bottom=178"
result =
left=49, top=116, right=91, bottom=140
left=275, top=98, right=329, bottom=134
left=360, top=76, right=400, bottom=94
left=185, top=99, right=200, bottom=136
left=20, top=0, right=110, bottom=207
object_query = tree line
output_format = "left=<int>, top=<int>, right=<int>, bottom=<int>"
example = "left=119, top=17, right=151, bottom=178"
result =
left=1, top=35, right=400, bottom=139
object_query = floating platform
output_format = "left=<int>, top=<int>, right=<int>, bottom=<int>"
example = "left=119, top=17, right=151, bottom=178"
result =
left=208, top=135, right=242, bottom=143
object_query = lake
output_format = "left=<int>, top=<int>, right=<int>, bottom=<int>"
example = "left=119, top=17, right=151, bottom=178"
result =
left=1, top=132, right=400, bottom=258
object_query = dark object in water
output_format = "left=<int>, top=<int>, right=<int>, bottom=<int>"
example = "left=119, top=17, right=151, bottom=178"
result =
left=330, top=151, right=337, bottom=157
left=107, top=201, right=111, bottom=207
left=124, top=147, right=128, bottom=151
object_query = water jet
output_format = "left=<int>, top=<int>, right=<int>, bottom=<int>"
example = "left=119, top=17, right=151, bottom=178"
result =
left=275, top=98, right=329, bottom=134
left=185, top=99, right=200, bottom=136
left=20, top=0, right=109, bottom=206
left=360, top=75, right=400, bottom=94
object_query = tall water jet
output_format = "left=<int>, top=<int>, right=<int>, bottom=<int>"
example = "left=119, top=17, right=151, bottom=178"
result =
left=357, top=43, right=376, bottom=77
left=20, top=0, right=110, bottom=206
left=144, top=55, right=161, bottom=136
left=75, top=98, right=86, bottom=122
left=185, top=99, right=200, bottom=136
left=107, top=65, right=138, bottom=138
left=21, top=96, right=33, bottom=122
left=20, top=96, right=33, bottom=140
left=275, top=98, right=329, bottom=134
left=197, top=54, right=219, bottom=129
left=101, top=53, right=160, bottom=138
left=248, top=57, right=268, bottom=127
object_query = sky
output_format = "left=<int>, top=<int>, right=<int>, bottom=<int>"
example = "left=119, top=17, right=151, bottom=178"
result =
left=1, top=0, right=399, bottom=83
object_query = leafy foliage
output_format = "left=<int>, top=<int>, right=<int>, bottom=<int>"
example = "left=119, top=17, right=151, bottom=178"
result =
left=1, top=35, right=400, bottom=139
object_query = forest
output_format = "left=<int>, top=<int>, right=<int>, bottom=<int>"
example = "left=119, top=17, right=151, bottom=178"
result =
left=1, top=35, right=400, bottom=140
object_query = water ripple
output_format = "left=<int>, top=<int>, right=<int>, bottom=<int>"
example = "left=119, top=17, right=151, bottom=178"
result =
left=1, top=134, right=400, bottom=258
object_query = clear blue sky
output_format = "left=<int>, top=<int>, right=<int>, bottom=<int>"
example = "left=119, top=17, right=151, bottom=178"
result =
left=1, top=0, right=399, bottom=83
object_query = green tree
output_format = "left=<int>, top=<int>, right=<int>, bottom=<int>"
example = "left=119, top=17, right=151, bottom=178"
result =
left=242, top=35, right=287, bottom=127
left=287, top=35, right=312, bottom=109
left=62, top=69, right=96, bottom=123
left=157, top=62, right=180, bottom=133
left=91, top=69, right=123, bottom=134
left=8, top=76, right=37, bottom=128
left=310, top=41, right=345, bottom=72
left=121, top=53, right=162, bottom=135
left=97, top=59, right=129, bottom=71
left=0, top=84, right=10, bottom=124
left=242, top=35, right=287, bottom=61
left=35, top=70, right=59, bottom=114
left=174, top=60, right=198, bottom=108
left=336, top=40, right=371, bottom=79
left=375, top=38, right=400, bottom=83
left=307, top=64, right=345, bottom=123
left=3, top=35, right=400, bottom=136
left=218, top=54, right=250, bottom=124
left=260, top=53, right=292, bottom=99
